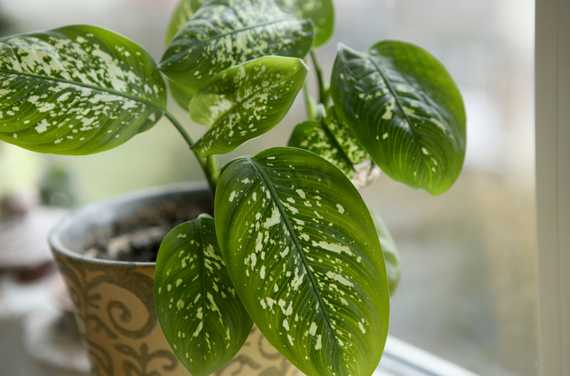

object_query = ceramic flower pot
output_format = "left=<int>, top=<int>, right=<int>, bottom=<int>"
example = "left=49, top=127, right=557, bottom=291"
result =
left=49, top=184, right=300, bottom=376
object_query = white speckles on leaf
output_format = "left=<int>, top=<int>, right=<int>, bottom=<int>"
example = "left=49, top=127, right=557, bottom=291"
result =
left=275, top=0, right=334, bottom=47
left=312, top=240, right=353, bottom=256
left=34, top=119, right=49, bottom=134
left=161, top=0, right=313, bottom=96
left=228, top=190, right=237, bottom=202
left=288, top=113, right=377, bottom=188
left=331, top=42, right=466, bottom=194
left=263, top=205, right=281, bottom=228
left=0, top=25, right=166, bottom=154
left=315, top=334, right=322, bottom=350
left=381, top=99, right=395, bottom=120
left=260, top=265, right=267, bottom=279
left=176, top=299, right=186, bottom=310
left=295, top=189, right=306, bottom=199
left=308, top=321, right=318, bottom=336
left=36, top=102, right=55, bottom=113
left=215, top=147, right=391, bottom=376
left=358, top=320, right=367, bottom=334
left=155, top=217, right=252, bottom=376
left=192, top=321, right=203, bottom=337
left=191, top=56, right=307, bottom=157
left=325, top=271, right=354, bottom=287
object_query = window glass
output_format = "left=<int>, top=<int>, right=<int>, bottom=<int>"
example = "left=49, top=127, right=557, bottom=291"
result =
left=0, top=1, right=536, bottom=374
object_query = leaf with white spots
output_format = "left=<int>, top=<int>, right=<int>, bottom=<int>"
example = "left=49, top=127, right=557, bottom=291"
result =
left=0, top=25, right=166, bottom=155
left=331, top=41, right=467, bottom=195
left=191, top=56, right=307, bottom=156
left=276, top=0, right=334, bottom=47
left=165, top=0, right=195, bottom=44
left=374, top=214, right=400, bottom=296
left=215, top=147, right=390, bottom=376
left=160, top=0, right=313, bottom=97
left=155, top=215, right=252, bottom=376
left=288, top=110, right=380, bottom=187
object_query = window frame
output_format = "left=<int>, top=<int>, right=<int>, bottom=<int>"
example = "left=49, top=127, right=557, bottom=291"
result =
left=536, top=0, right=570, bottom=375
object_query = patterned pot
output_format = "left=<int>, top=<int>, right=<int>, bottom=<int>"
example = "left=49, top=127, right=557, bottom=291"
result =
left=49, top=184, right=300, bottom=376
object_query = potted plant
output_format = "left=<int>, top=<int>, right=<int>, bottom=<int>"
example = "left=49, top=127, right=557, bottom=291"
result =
left=0, top=0, right=466, bottom=375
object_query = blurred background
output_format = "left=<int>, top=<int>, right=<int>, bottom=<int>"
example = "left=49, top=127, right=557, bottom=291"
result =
left=0, top=0, right=536, bottom=375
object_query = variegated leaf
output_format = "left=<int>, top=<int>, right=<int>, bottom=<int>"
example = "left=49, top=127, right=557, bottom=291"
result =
left=191, top=56, right=307, bottom=156
left=155, top=215, right=252, bottom=376
left=0, top=25, right=166, bottom=155
left=215, top=147, right=390, bottom=376
left=276, top=0, right=334, bottom=47
left=288, top=111, right=380, bottom=187
left=160, top=0, right=313, bottom=96
left=165, top=0, right=195, bottom=44
left=375, top=214, right=400, bottom=295
left=289, top=120, right=353, bottom=175
left=331, top=41, right=466, bottom=195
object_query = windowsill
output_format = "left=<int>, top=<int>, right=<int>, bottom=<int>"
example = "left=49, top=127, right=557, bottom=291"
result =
left=377, top=336, right=478, bottom=376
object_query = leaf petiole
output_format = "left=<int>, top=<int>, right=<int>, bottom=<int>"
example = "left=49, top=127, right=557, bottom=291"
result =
left=163, top=111, right=218, bottom=192
left=310, top=50, right=327, bottom=104
left=302, top=83, right=317, bottom=120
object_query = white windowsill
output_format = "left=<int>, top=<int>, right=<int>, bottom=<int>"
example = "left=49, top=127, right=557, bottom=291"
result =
left=376, top=337, right=478, bottom=376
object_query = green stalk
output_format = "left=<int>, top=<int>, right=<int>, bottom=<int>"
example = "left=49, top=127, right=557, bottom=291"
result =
left=302, top=83, right=317, bottom=120
left=164, top=111, right=218, bottom=192
left=310, top=50, right=327, bottom=104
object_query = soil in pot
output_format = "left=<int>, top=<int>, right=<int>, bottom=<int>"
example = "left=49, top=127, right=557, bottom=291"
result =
left=84, top=198, right=212, bottom=262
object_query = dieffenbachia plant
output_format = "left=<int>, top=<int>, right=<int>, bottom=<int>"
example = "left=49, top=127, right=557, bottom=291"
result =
left=0, top=0, right=466, bottom=374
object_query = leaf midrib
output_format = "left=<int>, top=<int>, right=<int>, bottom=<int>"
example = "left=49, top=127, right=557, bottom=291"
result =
left=346, top=52, right=434, bottom=178
left=195, top=220, right=210, bottom=357
left=319, top=117, right=359, bottom=174
left=178, top=15, right=305, bottom=49
left=0, top=68, right=165, bottom=112
left=366, top=57, right=417, bottom=136
left=167, top=17, right=302, bottom=56
left=246, top=157, right=345, bottom=373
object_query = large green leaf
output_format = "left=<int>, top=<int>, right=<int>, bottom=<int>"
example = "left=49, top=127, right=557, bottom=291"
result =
left=215, top=147, right=390, bottom=376
left=155, top=215, right=252, bottom=376
left=374, top=215, right=400, bottom=296
left=191, top=56, right=307, bottom=156
left=331, top=41, right=466, bottom=195
left=160, top=0, right=313, bottom=96
left=276, top=0, right=334, bottom=47
left=165, top=0, right=195, bottom=44
left=288, top=110, right=380, bottom=187
left=0, top=25, right=166, bottom=155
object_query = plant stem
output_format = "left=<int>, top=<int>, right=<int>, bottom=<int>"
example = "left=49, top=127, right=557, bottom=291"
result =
left=164, top=111, right=195, bottom=146
left=302, top=83, right=317, bottom=120
left=310, top=50, right=327, bottom=104
left=203, top=155, right=219, bottom=190
left=164, top=111, right=218, bottom=192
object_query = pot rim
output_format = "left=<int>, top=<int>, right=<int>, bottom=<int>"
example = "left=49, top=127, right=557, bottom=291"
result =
left=48, top=182, right=211, bottom=268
